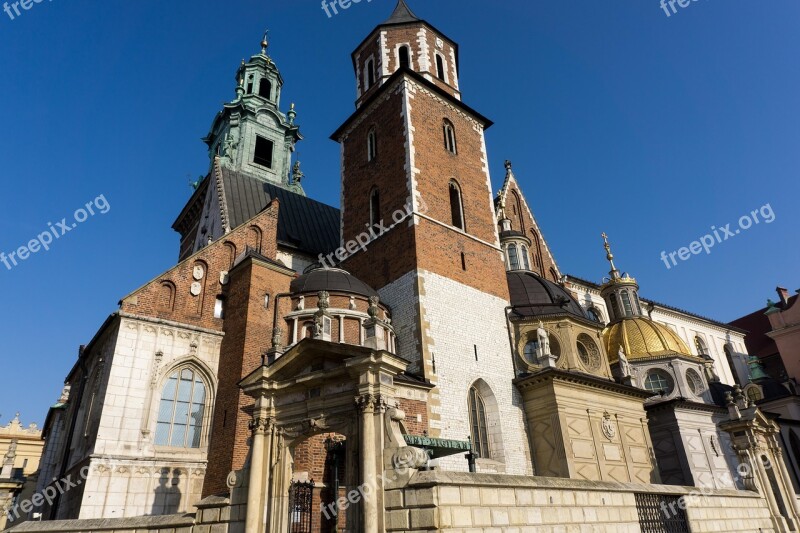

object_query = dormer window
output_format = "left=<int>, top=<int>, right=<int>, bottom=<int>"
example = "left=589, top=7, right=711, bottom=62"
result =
left=259, top=78, right=272, bottom=99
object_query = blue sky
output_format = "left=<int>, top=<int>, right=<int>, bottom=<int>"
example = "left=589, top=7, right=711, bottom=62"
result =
left=1, top=0, right=798, bottom=425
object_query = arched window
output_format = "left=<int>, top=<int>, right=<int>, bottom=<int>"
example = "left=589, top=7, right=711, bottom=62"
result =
left=367, top=128, right=377, bottom=162
left=507, top=244, right=520, bottom=270
left=520, top=245, right=530, bottom=270
left=468, top=386, right=490, bottom=458
left=686, top=368, right=706, bottom=396
left=398, top=46, right=410, bottom=69
left=695, top=336, right=708, bottom=356
left=443, top=120, right=457, bottom=154
left=369, top=188, right=380, bottom=228
left=259, top=78, right=272, bottom=99
left=155, top=367, right=207, bottom=448
left=214, top=296, right=225, bottom=319
left=609, top=294, right=620, bottom=320
left=246, top=75, right=254, bottom=94
left=588, top=307, right=603, bottom=323
left=435, top=54, right=446, bottom=81
left=449, top=181, right=464, bottom=230
left=159, top=281, right=176, bottom=312
left=633, top=292, right=643, bottom=315
left=621, top=291, right=633, bottom=317
left=365, top=58, right=376, bottom=89
left=746, top=385, right=763, bottom=403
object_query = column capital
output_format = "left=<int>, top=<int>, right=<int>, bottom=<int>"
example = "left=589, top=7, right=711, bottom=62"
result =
left=355, top=393, right=377, bottom=413
left=249, top=416, right=274, bottom=436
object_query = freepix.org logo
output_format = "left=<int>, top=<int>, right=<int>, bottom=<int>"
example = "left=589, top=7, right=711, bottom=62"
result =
left=3, top=0, right=54, bottom=22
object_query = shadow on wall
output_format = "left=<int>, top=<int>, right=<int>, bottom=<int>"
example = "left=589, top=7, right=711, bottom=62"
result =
left=152, top=469, right=182, bottom=516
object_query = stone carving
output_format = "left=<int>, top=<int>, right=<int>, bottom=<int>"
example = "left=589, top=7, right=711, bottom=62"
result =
left=368, top=297, right=380, bottom=320
left=617, top=347, right=632, bottom=380
left=226, top=470, right=243, bottom=489
left=296, top=295, right=305, bottom=311
left=349, top=296, right=356, bottom=310
left=190, top=281, right=202, bottom=296
left=271, top=326, right=283, bottom=349
left=601, top=413, right=617, bottom=440
left=392, top=446, right=430, bottom=472
left=222, top=130, right=239, bottom=160
left=192, top=264, right=205, bottom=281
left=536, top=321, right=550, bottom=359
left=249, top=417, right=274, bottom=436
left=313, top=315, right=323, bottom=339
left=356, top=394, right=377, bottom=413
left=317, top=291, right=330, bottom=312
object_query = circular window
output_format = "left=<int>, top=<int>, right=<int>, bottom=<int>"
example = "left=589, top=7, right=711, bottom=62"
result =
left=686, top=369, right=705, bottom=396
left=576, top=334, right=601, bottom=370
left=523, top=340, right=539, bottom=364
left=644, top=369, right=674, bottom=395
left=522, top=331, right=561, bottom=365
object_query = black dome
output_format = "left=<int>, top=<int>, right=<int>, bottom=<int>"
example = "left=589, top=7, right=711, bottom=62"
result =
left=507, top=271, right=588, bottom=320
left=290, top=268, right=379, bottom=299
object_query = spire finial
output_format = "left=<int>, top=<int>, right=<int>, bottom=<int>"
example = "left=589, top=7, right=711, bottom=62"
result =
left=601, top=232, right=620, bottom=279
left=261, top=30, right=269, bottom=55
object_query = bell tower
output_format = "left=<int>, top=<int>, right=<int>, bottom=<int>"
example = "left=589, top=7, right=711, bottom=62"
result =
left=203, top=33, right=304, bottom=193
left=332, top=1, right=531, bottom=475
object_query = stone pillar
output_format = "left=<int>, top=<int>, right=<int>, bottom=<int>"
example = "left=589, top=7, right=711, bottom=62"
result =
left=246, top=399, right=273, bottom=533
left=357, top=394, right=379, bottom=533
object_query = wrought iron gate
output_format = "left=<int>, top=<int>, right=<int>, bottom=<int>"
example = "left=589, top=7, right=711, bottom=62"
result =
left=288, top=480, right=315, bottom=533
left=635, top=493, right=691, bottom=533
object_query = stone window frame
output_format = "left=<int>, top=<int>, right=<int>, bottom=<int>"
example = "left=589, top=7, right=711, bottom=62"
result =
left=576, top=333, right=602, bottom=371
left=643, top=368, right=675, bottom=396
left=467, top=379, right=505, bottom=466
left=149, top=359, right=217, bottom=454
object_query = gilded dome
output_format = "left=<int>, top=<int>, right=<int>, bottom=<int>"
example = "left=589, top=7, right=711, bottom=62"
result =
left=603, top=317, right=693, bottom=363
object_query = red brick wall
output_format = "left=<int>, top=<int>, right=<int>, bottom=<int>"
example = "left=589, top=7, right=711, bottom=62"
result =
left=397, top=397, right=428, bottom=436
left=503, top=180, right=560, bottom=280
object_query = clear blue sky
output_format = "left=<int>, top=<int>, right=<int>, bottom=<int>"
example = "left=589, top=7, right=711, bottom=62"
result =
left=1, top=0, right=798, bottom=425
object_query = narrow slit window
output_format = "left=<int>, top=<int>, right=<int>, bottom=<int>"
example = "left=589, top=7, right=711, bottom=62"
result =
left=436, top=54, right=446, bottom=80
left=367, top=129, right=377, bottom=162
left=443, top=120, right=457, bottom=154
left=370, top=188, right=380, bottom=228
left=449, top=181, right=464, bottom=230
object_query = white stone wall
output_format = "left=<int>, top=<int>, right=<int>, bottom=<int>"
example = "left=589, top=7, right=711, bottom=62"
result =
left=419, top=271, right=530, bottom=476
left=77, top=315, right=223, bottom=520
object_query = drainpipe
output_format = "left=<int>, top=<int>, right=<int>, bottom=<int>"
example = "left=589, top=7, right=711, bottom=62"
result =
left=50, top=345, right=89, bottom=520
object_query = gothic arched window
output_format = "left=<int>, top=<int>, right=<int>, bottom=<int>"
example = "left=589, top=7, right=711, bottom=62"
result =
left=367, top=128, right=377, bottom=162
left=609, top=294, right=620, bottom=320
left=398, top=46, right=410, bottom=69
left=449, top=180, right=465, bottom=230
left=155, top=367, right=207, bottom=449
left=468, top=386, right=490, bottom=458
left=370, top=187, right=380, bottom=228
left=443, top=120, right=457, bottom=154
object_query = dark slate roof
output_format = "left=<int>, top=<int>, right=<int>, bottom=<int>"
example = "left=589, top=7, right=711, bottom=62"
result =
left=290, top=267, right=378, bottom=298
left=507, top=271, right=589, bottom=321
left=383, top=0, right=420, bottom=25
left=219, top=167, right=340, bottom=257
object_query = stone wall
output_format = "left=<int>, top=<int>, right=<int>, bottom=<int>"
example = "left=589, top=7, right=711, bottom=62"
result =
left=384, top=470, right=776, bottom=532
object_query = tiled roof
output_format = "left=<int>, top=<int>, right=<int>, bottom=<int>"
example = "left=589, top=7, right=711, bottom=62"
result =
left=219, top=167, right=340, bottom=257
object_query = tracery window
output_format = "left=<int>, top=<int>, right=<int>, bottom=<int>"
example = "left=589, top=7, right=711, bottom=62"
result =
left=155, top=367, right=207, bottom=448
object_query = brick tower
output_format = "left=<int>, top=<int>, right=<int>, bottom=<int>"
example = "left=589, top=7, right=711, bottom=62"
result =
left=333, top=1, right=531, bottom=474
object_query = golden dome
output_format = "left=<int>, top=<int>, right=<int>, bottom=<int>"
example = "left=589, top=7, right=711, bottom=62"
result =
left=603, top=317, right=694, bottom=363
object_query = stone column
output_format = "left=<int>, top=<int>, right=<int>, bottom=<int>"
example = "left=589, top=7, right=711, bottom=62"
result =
left=246, top=406, right=273, bottom=533
left=357, top=394, right=378, bottom=533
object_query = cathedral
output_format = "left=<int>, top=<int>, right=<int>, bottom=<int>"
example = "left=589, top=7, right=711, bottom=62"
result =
left=12, top=2, right=800, bottom=532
